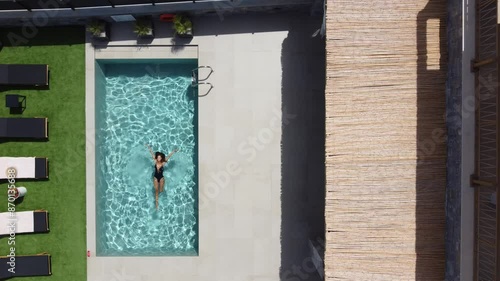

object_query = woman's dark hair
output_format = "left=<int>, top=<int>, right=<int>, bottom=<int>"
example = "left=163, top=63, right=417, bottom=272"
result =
left=155, top=152, right=166, bottom=162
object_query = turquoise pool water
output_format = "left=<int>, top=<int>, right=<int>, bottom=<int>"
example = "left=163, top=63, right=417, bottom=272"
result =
left=95, top=59, right=198, bottom=256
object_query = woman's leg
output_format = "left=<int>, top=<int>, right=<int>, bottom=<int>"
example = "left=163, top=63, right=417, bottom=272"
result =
left=160, top=178, right=165, bottom=193
left=153, top=178, right=159, bottom=209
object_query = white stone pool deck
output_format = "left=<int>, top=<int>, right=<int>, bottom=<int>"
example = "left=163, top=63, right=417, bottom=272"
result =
left=84, top=13, right=312, bottom=281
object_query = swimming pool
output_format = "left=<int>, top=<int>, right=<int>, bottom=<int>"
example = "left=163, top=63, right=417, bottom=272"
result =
left=94, top=59, right=198, bottom=256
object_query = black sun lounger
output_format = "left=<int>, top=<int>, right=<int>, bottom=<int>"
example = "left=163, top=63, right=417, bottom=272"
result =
left=0, top=117, right=48, bottom=139
left=0, top=64, right=49, bottom=87
left=0, top=253, right=52, bottom=279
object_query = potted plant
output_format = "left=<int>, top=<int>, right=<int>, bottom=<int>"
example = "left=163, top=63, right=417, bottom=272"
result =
left=173, top=14, right=193, bottom=38
left=134, top=17, right=154, bottom=39
left=87, top=20, right=109, bottom=41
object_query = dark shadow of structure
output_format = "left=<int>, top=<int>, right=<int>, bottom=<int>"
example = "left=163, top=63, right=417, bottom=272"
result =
left=280, top=14, right=325, bottom=281
left=0, top=138, right=48, bottom=144
left=0, top=84, right=49, bottom=92
left=0, top=25, right=84, bottom=47
left=416, top=0, right=447, bottom=279
left=443, top=0, right=463, bottom=278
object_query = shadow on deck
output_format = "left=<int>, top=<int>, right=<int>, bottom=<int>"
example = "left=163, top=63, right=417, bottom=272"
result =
left=280, top=15, right=325, bottom=281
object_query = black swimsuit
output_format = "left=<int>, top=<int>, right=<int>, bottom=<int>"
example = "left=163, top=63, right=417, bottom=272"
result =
left=153, top=164, right=164, bottom=181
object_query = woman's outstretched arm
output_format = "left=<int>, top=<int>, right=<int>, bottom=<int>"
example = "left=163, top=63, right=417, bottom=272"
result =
left=165, top=148, right=179, bottom=162
left=145, top=144, right=155, bottom=160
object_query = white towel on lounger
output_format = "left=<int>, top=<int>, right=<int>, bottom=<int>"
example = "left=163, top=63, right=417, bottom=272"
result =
left=0, top=157, right=36, bottom=179
left=0, top=211, right=34, bottom=235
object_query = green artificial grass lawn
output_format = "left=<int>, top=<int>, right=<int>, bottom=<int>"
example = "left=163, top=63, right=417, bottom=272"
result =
left=0, top=26, right=86, bottom=281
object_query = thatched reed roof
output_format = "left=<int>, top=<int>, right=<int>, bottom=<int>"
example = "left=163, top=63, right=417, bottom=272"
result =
left=325, top=0, right=447, bottom=279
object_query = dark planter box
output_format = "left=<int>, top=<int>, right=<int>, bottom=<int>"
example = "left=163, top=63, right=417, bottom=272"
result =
left=136, top=26, right=154, bottom=40
left=137, top=30, right=154, bottom=39
left=177, top=28, right=193, bottom=38
left=91, top=23, right=110, bottom=42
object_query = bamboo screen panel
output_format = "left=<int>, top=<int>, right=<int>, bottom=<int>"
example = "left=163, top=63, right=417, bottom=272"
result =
left=325, top=0, right=447, bottom=280
left=474, top=0, right=498, bottom=280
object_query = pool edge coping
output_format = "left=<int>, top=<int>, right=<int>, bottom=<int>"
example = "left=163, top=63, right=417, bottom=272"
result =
left=85, top=42, right=200, bottom=259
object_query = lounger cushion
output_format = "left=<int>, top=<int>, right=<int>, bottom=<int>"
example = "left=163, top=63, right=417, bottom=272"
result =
left=0, top=64, right=48, bottom=86
left=0, top=118, right=47, bottom=139
left=0, top=254, right=51, bottom=278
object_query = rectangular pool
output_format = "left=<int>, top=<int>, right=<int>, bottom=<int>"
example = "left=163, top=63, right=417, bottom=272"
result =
left=94, top=59, right=198, bottom=256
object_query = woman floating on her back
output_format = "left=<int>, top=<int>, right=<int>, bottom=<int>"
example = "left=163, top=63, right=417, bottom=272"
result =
left=145, top=144, right=179, bottom=209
